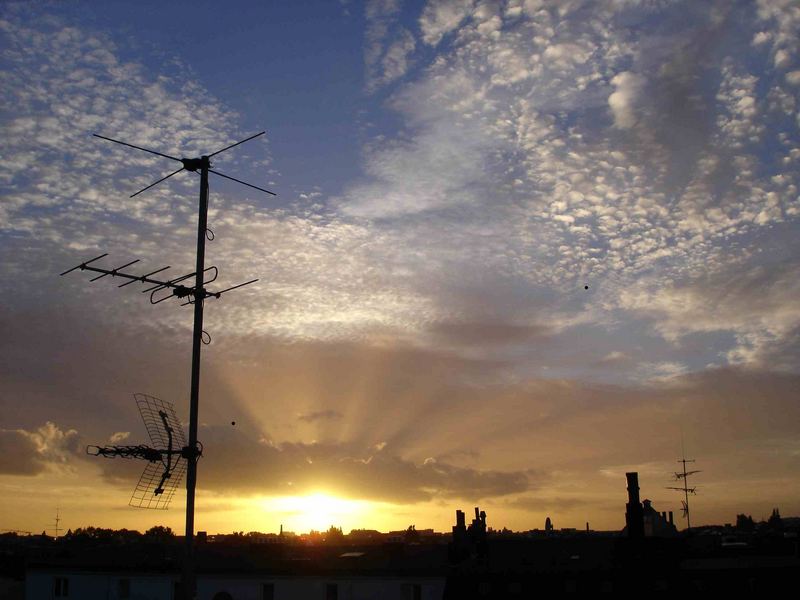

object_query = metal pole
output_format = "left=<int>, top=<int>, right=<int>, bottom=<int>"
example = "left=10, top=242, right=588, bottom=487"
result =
left=683, top=459, right=691, bottom=531
left=182, top=156, right=209, bottom=600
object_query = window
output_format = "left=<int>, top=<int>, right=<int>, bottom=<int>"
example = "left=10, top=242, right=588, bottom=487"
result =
left=325, top=583, right=338, bottom=600
left=118, top=578, right=130, bottom=599
left=54, top=577, right=69, bottom=597
left=262, top=582, right=275, bottom=600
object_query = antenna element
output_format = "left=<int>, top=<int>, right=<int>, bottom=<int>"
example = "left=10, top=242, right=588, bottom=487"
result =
left=65, top=130, right=274, bottom=600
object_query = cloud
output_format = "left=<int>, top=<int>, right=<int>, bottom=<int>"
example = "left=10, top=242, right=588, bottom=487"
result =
left=619, top=258, right=800, bottom=368
left=3, top=3, right=799, bottom=377
left=608, top=71, right=645, bottom=129
left=379, top=28, right=416, bottom=87
left=419, top=0, right=475, bottom=46
left=427, top=319, right=549, bottom=347
left=0, top=423, right=81, bottom=475
left=364, top=0, right=409, bottom=91
left=193, top=431, right=531, bottom=503
left=297, top=410, right=343, bottom=423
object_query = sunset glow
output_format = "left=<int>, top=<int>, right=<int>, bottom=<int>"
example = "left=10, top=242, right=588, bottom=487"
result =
left=262, top=493, right=374, bottom=533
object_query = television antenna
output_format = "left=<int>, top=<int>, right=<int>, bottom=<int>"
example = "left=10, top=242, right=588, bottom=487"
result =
left=62, top=130, right=274, bottom=600
left=666, top=455, right=700, bottom=531
left=88, top=394, right=188, bottom=509
left=51, top=507, right=62, bottom=539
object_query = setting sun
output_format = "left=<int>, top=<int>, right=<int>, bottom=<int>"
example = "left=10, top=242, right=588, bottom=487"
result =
left=262, top=493, right=374, bottom=533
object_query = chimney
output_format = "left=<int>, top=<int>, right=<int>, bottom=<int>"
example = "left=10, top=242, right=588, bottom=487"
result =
left=625, top=472, right=644, bottom=539
left=668, top=511, right=674, bottom=526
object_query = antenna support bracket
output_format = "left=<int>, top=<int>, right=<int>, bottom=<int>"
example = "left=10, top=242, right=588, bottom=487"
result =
left=181, top=157, right=209, bottom=172
left=181, top=443, right=203, bottom=460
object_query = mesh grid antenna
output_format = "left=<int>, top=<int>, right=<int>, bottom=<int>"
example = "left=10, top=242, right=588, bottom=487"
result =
left=135, top=393, right=187, bottom=450
left=87, top=394, right=189, bottom=510
left=63, top=130, right=275, bottom=600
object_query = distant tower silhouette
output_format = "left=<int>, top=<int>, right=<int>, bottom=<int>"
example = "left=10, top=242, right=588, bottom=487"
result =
left=545, top=516, right=553, bottom=532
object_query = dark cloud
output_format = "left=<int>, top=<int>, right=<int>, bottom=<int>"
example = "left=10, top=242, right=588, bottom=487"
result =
left=90, top=426, right=532, bottom=504
left=297, top=410, right=343, bottom=423
left=193, top=430, right=531, bottom=503
left=0, top=423, right=82, bottom=476
left=506, top=495, right=599, bottom=513
left=0, top=429, right=43, bottom=475
left=428, top=319, right=550, bottom=346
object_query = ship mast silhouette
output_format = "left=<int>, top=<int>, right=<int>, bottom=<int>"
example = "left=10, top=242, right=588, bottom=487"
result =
left=62, top=130, right=274, bottom=600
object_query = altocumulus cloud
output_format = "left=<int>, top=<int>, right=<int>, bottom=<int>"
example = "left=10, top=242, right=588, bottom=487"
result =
left=333, top=0, right=800, bottom=375
left=3, top=2, right=800, bottom=377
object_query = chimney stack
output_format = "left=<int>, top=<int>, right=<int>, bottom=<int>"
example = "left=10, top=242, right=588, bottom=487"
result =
left=625, top=472, right=644, bottom=539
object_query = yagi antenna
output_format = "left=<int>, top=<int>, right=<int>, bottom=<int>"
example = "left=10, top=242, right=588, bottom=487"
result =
left=665, top=450, right=700, bottom=532
left=63, top=130, right=275, bottom=600
left=88, top=394, right=189, bottom=509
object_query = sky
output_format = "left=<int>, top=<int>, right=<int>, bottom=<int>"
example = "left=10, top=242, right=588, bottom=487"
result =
left=1, top=0, right=799, bottom=536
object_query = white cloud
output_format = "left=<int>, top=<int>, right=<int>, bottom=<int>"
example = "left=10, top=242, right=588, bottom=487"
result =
left=109, top=431, right=130, bottom=443
left=785, top=70, right=800, bottom=86
left=608, top=71, right=645, bottom=129
left=2, top=2, right=799, bottom=376
left=419, top=0, right=475, bottom=46
left=379, top=28, right=417, bottom=87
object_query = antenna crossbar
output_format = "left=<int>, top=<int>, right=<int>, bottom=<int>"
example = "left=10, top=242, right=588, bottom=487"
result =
left=61, top=257, right=257, bottom=305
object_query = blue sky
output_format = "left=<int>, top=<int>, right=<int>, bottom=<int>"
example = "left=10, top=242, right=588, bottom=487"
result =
left=1, top=0, right=799, bottom=533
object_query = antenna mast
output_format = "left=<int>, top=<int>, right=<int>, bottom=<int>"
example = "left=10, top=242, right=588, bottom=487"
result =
left=63, top=131, right=274, bottom=600
left=52, top=507, right=62, bottom=539
left=666, top=450, right=700, bottom=532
